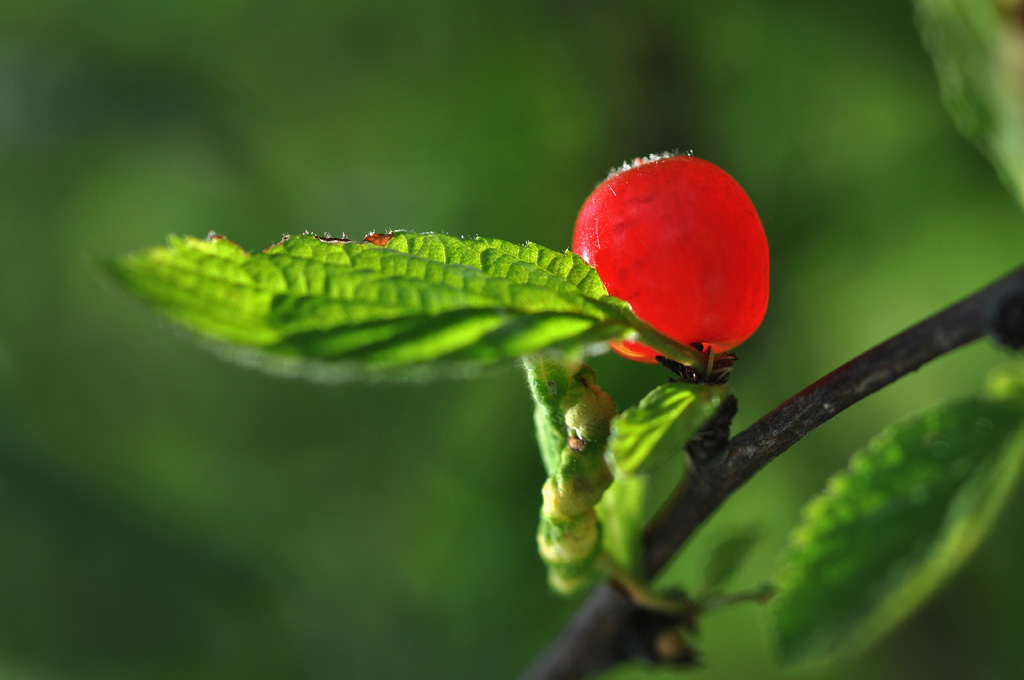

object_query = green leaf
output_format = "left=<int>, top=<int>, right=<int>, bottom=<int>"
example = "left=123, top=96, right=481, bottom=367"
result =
left=915, top=0, right=1024, bottom=204
left=523, top=357, right=578, bottom=476
left=591, top=382, right=730, bottom=577
left=595, top=475, right=647, bottom=577
left=607, top=383, right=729, bottom=475
left=774, top=392, right=1024, bottom=667
left=702, top=527, right=761, bottom=595
left=108, top=232, right=643, bottom=381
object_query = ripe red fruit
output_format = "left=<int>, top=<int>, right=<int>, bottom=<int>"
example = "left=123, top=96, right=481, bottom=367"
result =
left=572, top=154, right=768, bottom=362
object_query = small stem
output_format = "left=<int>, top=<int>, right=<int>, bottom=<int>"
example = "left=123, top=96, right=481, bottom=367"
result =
left=697, top=584, right=775, bottom=613
left=629, top=319, right=709, bottom=375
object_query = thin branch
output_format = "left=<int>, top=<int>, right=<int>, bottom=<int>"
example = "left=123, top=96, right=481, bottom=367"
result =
left=521, top=264, right=1024, bottom=680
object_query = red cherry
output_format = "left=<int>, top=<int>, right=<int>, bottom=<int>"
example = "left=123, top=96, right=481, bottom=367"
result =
left=572, top=154, right=768, bottom=363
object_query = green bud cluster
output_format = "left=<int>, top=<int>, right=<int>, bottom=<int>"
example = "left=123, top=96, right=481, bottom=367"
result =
left=525, top=358, right=616, bottom=593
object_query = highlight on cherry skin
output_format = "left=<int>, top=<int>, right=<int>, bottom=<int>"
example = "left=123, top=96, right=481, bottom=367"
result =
left=571, top=153, right=769, bottom=363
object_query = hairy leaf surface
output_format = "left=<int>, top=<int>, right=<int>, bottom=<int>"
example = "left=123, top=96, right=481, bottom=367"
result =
left=109, top=232, right=642, bottom=380
left=774, top=389, right=1024, bottom=666
left=608, top=383, right=729, bottom=475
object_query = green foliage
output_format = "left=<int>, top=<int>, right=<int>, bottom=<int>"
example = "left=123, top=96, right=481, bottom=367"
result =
left=11, top=1, right=1024, bottom=678
left=109, top=232, right=643, bottom=381
left=915, top=0, right=1024, bottom=204
left=591, top=383, right=731, bottom=578
left=594, top=474, right=648, bottom=578
left=773, top=380, right=1024, bottom=667
left=608, top=383, right=730, bottom=475
left=524, top=357, right=580, bottom=476
left=526, top=364, right=736, bottom=585
left=530, top=358, right=616, bottom=593
left=110, top=227, right=731, bottom=596
left=702, top=527, right=762, bottom=595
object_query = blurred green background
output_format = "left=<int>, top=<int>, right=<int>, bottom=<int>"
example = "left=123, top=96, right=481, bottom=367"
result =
left=2, top=1, right=1023, bottom=678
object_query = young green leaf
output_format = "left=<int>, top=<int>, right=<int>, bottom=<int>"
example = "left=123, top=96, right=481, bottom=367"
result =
left=773, top=390, right=1024, bottom=667
left=523, top=357, right=579, bottom=476
left=702, top=527, right=762, bottom=595
left=595, top=475, right=647, bottom=578
left=915, top=0, right=1024, bottom=204
left=530, top=359, right=617, bottom=594
left=589, top=382, right=730, bottom=577
left=108, top=232, right=642, bottom=381
left=607, top=383, right=730, bottom=476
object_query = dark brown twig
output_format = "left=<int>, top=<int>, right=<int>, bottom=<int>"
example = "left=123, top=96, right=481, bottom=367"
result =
left=521, top=264, right=1024, bottom=680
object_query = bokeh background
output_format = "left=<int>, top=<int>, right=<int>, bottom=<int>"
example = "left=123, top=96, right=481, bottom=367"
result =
left=2, top=1, right=1023, bottom=679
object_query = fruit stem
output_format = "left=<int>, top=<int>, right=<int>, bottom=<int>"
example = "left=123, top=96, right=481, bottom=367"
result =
left=628, top=321, right=710, bottom=376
